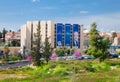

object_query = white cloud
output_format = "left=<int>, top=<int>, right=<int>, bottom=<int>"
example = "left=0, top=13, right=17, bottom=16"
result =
left=80, top=11, right=89, bottom=14
left=31, top=0, right=40, bottom=2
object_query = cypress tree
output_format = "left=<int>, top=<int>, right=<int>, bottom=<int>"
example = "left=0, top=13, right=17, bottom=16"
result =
left=31, top=22, right=43, bottom=66
left=43, top=37, right=53, bottom=63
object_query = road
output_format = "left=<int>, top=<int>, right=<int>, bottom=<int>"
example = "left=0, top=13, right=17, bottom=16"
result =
left=0, top=61, right=32, bottom=69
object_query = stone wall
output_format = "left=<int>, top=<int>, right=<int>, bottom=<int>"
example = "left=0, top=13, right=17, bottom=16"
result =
left=0, top=47, right=21, bottom=55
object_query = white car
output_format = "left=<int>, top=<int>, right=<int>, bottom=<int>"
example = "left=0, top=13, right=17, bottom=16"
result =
left=118, top=55, right=120, bottom=58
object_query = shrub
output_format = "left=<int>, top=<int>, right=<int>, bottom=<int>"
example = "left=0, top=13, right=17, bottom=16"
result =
left=17, top=53, right=23, bottom=60
left=85, top=62, right=110, bottom=72
left=55, top=47, right=72, bottom=56
left=8, top=55, right=18, bottom=61
left=104, top=59, right=120, bottom=66
left=52, top=65, right=68, bottom=76
left=85, top=62, right=96, bottom=72
left=0, top=58, right=8, bottom=63
left=8, top=55, right=22, bottom=61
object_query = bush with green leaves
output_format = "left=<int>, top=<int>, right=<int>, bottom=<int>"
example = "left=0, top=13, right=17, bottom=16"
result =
left=8, top=55, right=22, bottom=61
left=85, top=62, right=110, bottom=72
left=104, top=59, right=120, bottom=66
left=8, top=40, right=20, bottom=47
left=8, top=55, right=18, bottom=61
left=55, top=47, right=74, bottom=56
left=52, top=65, right=68, bottom=76
left=116, top=50, right=120, bottom=55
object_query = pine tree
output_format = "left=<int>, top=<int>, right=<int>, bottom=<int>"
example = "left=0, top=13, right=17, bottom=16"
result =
left=86, top=22, right=110, bottom=62
left=2, top=28, right=7, bottom=42
left=0, top=31, right=2, bottom=38
left=43, top=37, right=53, bottom=63
left=3, top=45, right=10, bottom=61
left=31, top=22, right=43, bottom=66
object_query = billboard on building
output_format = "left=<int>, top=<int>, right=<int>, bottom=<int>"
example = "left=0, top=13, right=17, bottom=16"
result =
left=56, top=23, right=63, bottom=46
left=65, top=24, right=71, bottom=46
left=73, top=24, right=79, bottom=47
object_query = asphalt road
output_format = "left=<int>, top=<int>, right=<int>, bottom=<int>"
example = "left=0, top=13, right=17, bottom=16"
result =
left=0, top=61, right=32, bottom=69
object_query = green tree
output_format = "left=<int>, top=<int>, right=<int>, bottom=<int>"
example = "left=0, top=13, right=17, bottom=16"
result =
left=43, top=37, right=53, bottom=63
left=2, top=28, right=7, bottom=42
left=23, top=46, right=26, bottom=59
left=31, top=22, right=43, bottom=66
left=116, top=49, right=120, bottom=55
left=0, top=31, right=2, bottom=38
left=86, top=22, right=110, bottom=62
left=9, top=30, right=12, bottom=32
left=11, top=40, right=20, bottom=47
left=55, top=47, right=68, bottom=56
left=3, top=45, right=10, bottom=61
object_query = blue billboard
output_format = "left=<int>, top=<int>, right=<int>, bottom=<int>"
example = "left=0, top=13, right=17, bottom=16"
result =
left=65, top=24, right=71, bottom=46
left=56, top=23, right=63, bottom=46
left=73, top=24, right=79, bottom=46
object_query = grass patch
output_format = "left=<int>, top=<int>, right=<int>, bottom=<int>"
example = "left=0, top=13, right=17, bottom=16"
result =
left=0, top=59, right=120, bottom=81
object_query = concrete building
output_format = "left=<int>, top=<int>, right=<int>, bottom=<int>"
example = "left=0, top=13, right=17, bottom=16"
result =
left=21, top=21, right=55, bottom=50
left=21, top=20, right=84, bottom=52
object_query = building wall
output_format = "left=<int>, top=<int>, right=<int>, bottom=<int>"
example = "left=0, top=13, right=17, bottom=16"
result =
left=80, top=25, right=84, bottom=53
left=113, top=37, right=119, bottom=46
left=21, top=20, right=55, bottom=51
left=0, top=47, right=21, bottom=55
left=21, top=24, right=27, bottom=49
left=32, top=21, right=39, bottom=42
left=26, top=21, right=32, bottom=50
left=40, top=21, right=46, bottom=43
left=47, top=21, right=55, bottom=47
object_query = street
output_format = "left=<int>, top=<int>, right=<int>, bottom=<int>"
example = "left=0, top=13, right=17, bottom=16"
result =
left=0, top=61, right=32, bottom=69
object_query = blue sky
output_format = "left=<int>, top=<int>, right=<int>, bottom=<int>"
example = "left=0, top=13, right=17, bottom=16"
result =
left=0, top=0, right=120, bottom=32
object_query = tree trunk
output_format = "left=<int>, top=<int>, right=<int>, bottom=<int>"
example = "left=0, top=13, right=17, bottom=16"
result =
left=99, top=58, right=104, bottom=63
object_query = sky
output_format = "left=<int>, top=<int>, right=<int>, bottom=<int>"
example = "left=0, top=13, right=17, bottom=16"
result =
left=0, top=0, right=120, bottom=32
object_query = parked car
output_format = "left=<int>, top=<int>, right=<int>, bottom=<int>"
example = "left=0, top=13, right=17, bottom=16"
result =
left=78, top=56, right=84, bottom=60
left=118, top=55, right=120, bottom=58
left=87, top=55, right=94, bottom=59
left=78, top=55, right=94, bottom=60
left=109, top=53, right=119, bottom=58
left=57, top=57, right=64, bottom=60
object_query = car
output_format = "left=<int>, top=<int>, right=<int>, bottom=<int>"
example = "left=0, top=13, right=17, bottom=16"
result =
left=109, top=53, right=119, bottom=58
left=78, top=55, right=94, bottom=60
left=57, top=57, right=64, bottom=60
left=87, top=55, right=94, bottom=59
left=118, top=55, right=120, bottom=58
left=66, top=56, right=74, bottom=60
left=78, top=56, right=84, bottom=60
